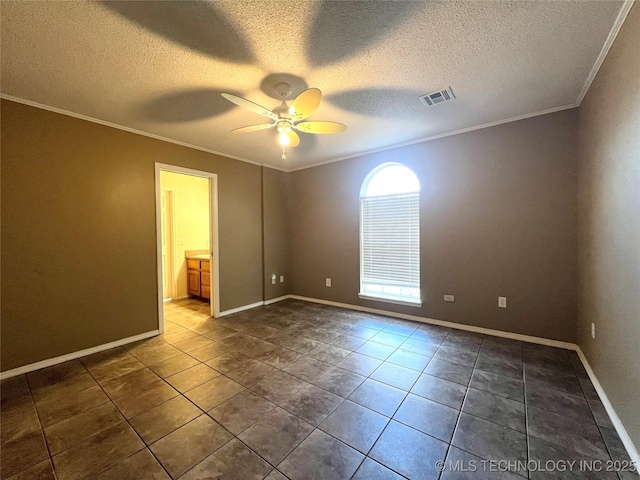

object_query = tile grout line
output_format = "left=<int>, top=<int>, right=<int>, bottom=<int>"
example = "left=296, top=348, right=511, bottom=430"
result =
left=202, top=301, right=635, bottom=477
left=347, top=327, right=453, bottom=480
left=571, top=349, right=622, bottom=474
left=80, top=359, right=177, bottom=480
left=161, top=313, right=356, bottom=476
left=435, top=333, right=483, bottom=480
left=523, top=337, right=530, bottom=479
left=6, top=300, right=624, bottom=479
left=22, top=374, right=58, bottom=479
left=148, top=323, right=309, bottom=476
left=224, top=315, right=420, bottom=478
left=522, top=347, right=617, bottom=466
left=17, top=303, right=223, bottom=479
left=263, top=327, right=405, bottom=477
left=18, top=363, right=150, bottom=479
left=100, top=340, right=282, bottom=478
left=86, top=330, right=252, bottom=477
left=206, top=312, right=545, bottom=478
left=155, top=306, right=607, bottom=478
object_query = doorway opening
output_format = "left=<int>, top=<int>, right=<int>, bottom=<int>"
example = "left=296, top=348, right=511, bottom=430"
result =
left=155, top=163, right=220, bottom=333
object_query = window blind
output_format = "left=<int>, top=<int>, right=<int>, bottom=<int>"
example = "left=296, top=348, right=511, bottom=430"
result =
left=361, top=193, right=420, bottom=298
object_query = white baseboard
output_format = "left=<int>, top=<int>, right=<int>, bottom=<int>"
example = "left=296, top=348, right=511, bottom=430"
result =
left=288, top=295, right=575, bottom=350
left=264, top=295, right=292, bottom=306
left=218, top=301, right=265, bottom=317
left=285, top=294, right=638, bottom=465
left=287, top=294, right=638, bottom=462
left=576, top=347, right=640, bottom=467
left=2, top=294, right=636, bottom=465
left=217, top=296, right=292, bottom=316
left=0, top=296, right=285, bottom=378
left=0, top=330, right=160, bottom=380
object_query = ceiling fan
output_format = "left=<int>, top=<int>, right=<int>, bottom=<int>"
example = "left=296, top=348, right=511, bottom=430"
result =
left=221, top=83, right=347, bottom=160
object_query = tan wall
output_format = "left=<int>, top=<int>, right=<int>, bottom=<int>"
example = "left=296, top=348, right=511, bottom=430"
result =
left=1, top=99, right=263, bottom=371
left=577, top=4, right=640, bottom=449
left=160, top=171, right=210, bottom=300
left=289, top=109, right=579, bottom=342
left=262, top=167, right=291, bottom=301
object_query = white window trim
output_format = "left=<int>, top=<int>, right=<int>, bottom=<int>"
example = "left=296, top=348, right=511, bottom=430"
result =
left=358, top=292, right=423, bottom=307
left=359, top=162, right=421, bottom=308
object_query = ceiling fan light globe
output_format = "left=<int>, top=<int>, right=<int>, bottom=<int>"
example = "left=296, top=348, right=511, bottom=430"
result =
left=278, top=132, right=291, bottom=146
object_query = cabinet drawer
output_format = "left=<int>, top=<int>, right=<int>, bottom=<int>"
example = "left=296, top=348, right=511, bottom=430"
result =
left=201, top=272, right=210, bottom=287
left=201, top=285, right=210, bottom=299
left=187, top=259, right=200, bottom=270
left=200, top=260, right=210, bottom=272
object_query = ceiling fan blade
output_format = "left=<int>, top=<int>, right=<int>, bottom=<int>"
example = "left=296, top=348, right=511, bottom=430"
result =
left=231, top=123, right=275, bottom=134
left=294, top=121, right=347, bottom=134
left=221, top=93, right=277, bottom=120
left=290, top=88, right=322, bottom=121
left=287, top=130, right=300, bottom=148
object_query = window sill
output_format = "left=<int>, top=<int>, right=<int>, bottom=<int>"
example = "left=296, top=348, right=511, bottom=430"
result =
left=358, top=293, right=423, bottom=308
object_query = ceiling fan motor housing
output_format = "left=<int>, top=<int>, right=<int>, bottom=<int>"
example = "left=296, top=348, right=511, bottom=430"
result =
left=275, top=82, right=292, bottom=99
left=277, top=120, right=292, bottom=132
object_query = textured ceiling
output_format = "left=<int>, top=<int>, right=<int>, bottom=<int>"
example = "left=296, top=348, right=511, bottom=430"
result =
left=0, top=1, right=625, bottom=170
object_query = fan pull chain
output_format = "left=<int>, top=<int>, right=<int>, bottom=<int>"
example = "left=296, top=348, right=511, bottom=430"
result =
left=281, top=145, right=287, bottom=161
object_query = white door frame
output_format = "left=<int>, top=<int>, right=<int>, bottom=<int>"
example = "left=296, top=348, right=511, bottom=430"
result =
left=160, top=187, right=177, bottom=301
left=155, top=163, right=220, bottom=334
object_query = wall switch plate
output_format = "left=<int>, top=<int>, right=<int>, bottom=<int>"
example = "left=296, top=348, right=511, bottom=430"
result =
left=498, top=297, right=507, bottom=308
left=280, top=275, right=284, bottom=283
left=325, top=278, right=332, bottom=287
left=178, top=238, right=185, bottom=246
left=591, top=323, right=596, bottom=339
left=271, top=274, right=276, bottom=285
left=444, top=295, right=455, bottom=302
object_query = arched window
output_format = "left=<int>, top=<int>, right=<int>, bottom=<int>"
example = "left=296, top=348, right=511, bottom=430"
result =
left=360, top=163, right=421, bottom=306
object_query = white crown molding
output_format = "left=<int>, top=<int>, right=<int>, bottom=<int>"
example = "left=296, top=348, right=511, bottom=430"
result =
left=575, top=0, right=635, bottom=105
left=288, top=103, right=579, bottom=172
left=0, top=330, right=160, bottom=380
left=1, top=1, right=632, bottom=173
left=0, top=94, right=263, bottom=167
left=0, top=93, right=577, bottom=174
left=261, top=164, right=290, bottom=173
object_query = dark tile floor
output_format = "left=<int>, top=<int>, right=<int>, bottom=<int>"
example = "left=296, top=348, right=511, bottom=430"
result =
left=1, top=299, right=637, bottom=479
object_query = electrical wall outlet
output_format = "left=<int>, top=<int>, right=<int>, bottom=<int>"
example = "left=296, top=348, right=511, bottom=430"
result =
left=444, top=295, right=455, bottom=302
left=498, top=297, right=507, bottom=308
left=271, top=274, right=276, bottom=285
left=591, top=323, right=596, bottom=339
left=325, top=278, right=332, bottom=287
left=178, top=238, right=185, bottom=246
left=280, top=275, right=284, bottom=283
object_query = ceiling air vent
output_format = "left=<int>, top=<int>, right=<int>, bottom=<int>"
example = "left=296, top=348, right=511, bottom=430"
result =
left=419, top=87, right=455, bottom=107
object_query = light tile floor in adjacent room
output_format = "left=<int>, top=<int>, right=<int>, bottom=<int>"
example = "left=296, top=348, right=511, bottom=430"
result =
left=1, top=298, right=638, bottom=479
